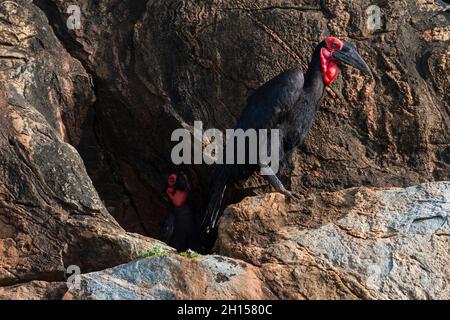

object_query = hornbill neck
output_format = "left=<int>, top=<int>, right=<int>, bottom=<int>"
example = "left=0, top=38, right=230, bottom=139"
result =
left=303, top=43, right=327, bottom=100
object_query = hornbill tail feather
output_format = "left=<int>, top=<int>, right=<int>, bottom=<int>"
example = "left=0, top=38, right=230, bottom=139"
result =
left=201, top=168, right=230, bottom=234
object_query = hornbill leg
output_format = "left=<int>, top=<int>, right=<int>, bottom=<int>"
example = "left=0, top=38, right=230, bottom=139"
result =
left=260, top=164, right=301, bottom=200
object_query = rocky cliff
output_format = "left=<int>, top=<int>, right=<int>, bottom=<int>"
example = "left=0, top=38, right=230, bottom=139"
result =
left=2, top=182, right=447, bottom=300
left=0, top=0, right=449, bottom=300
left=217, top=182, right=450, bottom=299
left=33, top=0, right=450, bottom=236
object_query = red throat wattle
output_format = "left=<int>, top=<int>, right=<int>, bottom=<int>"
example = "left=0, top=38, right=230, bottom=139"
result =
left=166, top=173, right=190, bottom=207
left=167, top=189, right=189, bottom=207
left=320, top=37, right=344, bottom=85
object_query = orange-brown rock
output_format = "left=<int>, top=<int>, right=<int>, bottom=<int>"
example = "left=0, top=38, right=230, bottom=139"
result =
left=216, top=183, right=450, bottom=299
left=0, top=0, right=167, bottom=288
left=63, top=255, right=273, bottom=300
left=34, top=0, right=449, bottom=236
left=0, top=281, right=66, bottom=300
left=0, top=0, right=448, bottom=301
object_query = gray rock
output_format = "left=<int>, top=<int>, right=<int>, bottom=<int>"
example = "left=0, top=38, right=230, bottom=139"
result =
left=64, top=255, right=272, bottom=300
left=217, top=182, right=450, bottom=299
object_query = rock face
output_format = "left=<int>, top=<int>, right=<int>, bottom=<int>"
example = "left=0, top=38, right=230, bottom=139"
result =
left=0, top=0, right=164, bottom=287
left=0, top=281, right=67, bottom=300
left=64, top=255, right=272, bottom=300
left=4, top=182, right=446, bottom=300
left=33, top=0, right=169, bottom=237
left=0, top=0, right=448, bottom=301
left=216, top=182, right=450, bottom=300
left=34, top=0, right=450, bottom=236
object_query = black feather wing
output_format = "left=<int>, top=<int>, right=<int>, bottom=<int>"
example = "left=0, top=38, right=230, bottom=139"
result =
left=202, top=68, right=305, bottom=236
left=236, top=68, right=305, bottom=130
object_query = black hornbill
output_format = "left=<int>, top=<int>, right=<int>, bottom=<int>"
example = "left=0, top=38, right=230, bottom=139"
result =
left=202, top=37, right=373, bottom=237
left=161, top=171, right=201, bottom=251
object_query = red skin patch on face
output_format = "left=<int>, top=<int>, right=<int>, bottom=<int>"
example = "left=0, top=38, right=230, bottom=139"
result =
left=325, top=37, right=344, bottom=51
left=320, top=37, right=344, bottom=85
left=167, top=174, right=177, bottom=187
left=166, top=173, right=190, bottom=207
left=167, top=189, right=189, bottom=207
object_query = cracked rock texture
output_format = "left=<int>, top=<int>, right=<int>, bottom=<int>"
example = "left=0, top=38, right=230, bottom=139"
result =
left=0, top=281, right=67, bottom=300
left=217, top=182, right=450, bottom=300
left=0, top=0, right=448, bottom=300
left=6, top=181, right=447, bottom=300
left=33, top=0, right=450, bottom=236
left=64, top=255, right=272, bottom=300
left=0, top=0, right=165, bottom=287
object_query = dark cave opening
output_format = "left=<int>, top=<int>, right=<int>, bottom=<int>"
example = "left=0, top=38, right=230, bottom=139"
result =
left=78, top=98, right=257, bottom=252
left=31, top=0, right=286, bottom=252
left=32, top=0, right=172, bottom=241
left=75, top=86, right=222, bottom=250
left=31, top=0, right=240, bottom=252
left=76, top=99, right=165, bottom=238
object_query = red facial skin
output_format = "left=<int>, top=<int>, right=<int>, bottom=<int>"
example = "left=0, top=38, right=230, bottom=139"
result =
left=167, top=174, right=177, bottom=187
left=320, top=37, right=344, bottom=85
left=166, top=173, right=190, bottom=207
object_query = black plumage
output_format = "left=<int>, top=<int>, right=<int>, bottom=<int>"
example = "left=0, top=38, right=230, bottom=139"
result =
left=201, top=38, right=372, bottom=237
left=161, top=171, right=201, bottom=252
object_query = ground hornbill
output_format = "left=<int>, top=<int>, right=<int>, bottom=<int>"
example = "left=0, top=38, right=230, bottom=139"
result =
left=202, top=37, right=373, bottom=239
left=161, top=171, right=201, bottom=251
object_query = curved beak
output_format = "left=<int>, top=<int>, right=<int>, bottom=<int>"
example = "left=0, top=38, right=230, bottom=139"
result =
left=332, top=41, right=373, bottom=78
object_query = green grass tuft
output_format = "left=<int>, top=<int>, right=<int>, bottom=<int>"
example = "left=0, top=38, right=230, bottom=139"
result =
left=139, top=246, right=170, bottom=258
left=179, top=249, right=202, bottom=258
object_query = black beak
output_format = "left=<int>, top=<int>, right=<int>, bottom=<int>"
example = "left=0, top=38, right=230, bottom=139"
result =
left=174, top=172, right=187, bottom=189
left=332, top=41, right=373, bottom=78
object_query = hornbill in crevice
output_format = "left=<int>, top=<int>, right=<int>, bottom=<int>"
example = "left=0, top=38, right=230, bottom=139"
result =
left=161, top=171, right=201, bottom=252
left=202, top=37, right=373, bottom=239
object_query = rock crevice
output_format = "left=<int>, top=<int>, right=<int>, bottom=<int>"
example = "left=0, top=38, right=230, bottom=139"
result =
left=0, top=0, right=448, bottom=300
left=24, top=0, right=450, bottom=239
